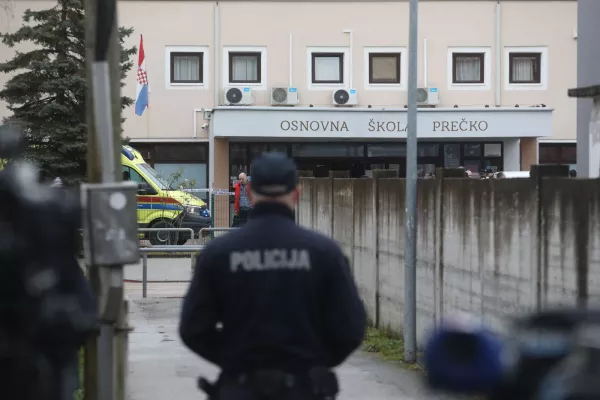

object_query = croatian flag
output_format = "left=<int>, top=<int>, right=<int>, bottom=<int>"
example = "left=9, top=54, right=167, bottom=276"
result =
left=135, top=34, right=149, bottom=116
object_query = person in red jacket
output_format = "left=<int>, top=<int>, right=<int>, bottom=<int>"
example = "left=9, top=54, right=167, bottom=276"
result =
left=232, top=172, right=252, bottom=227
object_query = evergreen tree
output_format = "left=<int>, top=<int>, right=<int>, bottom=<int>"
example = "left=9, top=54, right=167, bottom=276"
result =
left=0, top=0, right=136, bottom=183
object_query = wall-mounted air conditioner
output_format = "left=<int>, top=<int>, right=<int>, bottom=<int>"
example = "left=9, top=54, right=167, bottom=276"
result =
left=417, top=87, right=439, bottom=106
left=270, top=87, right=299, bottom=106
left=332, top=88, right=357, bottom=106
left=224, top=87, right=253, bottom=106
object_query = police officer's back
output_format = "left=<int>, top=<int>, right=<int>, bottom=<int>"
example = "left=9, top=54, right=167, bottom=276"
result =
left=179, top=152, right=366, bottom=399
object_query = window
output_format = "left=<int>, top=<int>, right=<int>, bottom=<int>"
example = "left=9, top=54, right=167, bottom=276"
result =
left=464, top=144, right=481, bottom=157
left=311, top=53, right=344, bottom=84
left=170, top=52, right=203, bottom=84
left=504, top=47, right=548, bottom=90
left=229, top=52, right=261, bottom=84
left=165, top=46, right=209, bottom=89
left=122, top=166, right=145, bottom=185
left=539, top=143, right=576, bottom=164
left=509, top=53, right=541, bottom=84
left=367, top=143, right=406, bottom=157
left=154, top=144, right=208, bottom=163
left=291, top=143, right=364, bottom=158
left=369, top=53, right=401, bottom=84
left=452, top=53, right=485, bottom=84
left=418, top=144, right=440, bottom=157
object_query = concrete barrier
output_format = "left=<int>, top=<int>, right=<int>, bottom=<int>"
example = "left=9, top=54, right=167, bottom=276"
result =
left=297, top=176, right=600, bottom=345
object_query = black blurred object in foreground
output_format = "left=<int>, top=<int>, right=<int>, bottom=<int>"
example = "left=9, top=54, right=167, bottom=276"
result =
left=425, top=308, right=600, bottom=400
left=0, top=130, right=98, bottom=400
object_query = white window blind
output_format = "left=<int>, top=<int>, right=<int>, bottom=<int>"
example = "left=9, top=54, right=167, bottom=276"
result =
left=173, top=54, right=201, bottom=82
left=371, top=55, right=398, bottom=82
left=454, top=55, right=482, bottom=82
left=511, top=55, right=538, bottom=82
left=314, top=56, right=341, bottom=82
left=231, top=55, right=259, bottom=82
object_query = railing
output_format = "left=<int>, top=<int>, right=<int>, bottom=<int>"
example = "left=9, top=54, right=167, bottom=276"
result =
left=138, top=227, right=195, bottom=238
left=139, top=246, right=205, bottom=298
left=138, top=227, right=195, bottom=246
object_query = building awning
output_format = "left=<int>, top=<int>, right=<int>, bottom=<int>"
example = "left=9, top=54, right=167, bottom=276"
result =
left=211, top=106, right=553, bottom=140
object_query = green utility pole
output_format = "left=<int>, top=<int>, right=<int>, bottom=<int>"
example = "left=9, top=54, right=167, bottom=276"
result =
left=84, top=0, right=125, bottom=398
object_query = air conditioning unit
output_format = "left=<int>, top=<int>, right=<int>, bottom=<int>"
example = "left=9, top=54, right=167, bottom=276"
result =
left=224, top=87, right=253, bottom=106
left=270, top=87, right=299, bottom=106
left=416, top=87, right=439, bottom=106
left=332, top=88, right=357, bottom=106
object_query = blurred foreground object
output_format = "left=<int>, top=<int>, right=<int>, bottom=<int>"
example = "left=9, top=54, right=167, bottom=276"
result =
left=425, top=312, right=505, bottom=395
left=0, top=128, right=98, bottom=400
left=425, top=308, right=600, bottom=400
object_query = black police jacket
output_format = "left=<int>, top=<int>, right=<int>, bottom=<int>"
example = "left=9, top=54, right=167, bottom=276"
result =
left=179, top=202, right=366, bottom=374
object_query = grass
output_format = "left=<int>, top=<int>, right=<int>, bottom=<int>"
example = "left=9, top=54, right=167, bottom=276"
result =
left=362, top=326, right=423, bottom=371
left=74, top=348, right=84, bottom=400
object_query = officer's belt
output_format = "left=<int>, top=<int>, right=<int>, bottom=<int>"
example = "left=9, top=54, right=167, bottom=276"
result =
left=219, top=367, right=339, bottom=398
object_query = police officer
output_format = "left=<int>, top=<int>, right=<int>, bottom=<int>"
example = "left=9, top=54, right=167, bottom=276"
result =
left=179, top=152, right=366, bottom=400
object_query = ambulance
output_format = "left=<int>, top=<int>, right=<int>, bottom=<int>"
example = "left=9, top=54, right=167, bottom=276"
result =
left=121, top=145, right=211, bottom=245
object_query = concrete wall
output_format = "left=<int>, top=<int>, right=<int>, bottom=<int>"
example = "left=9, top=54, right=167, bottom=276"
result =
left=297, top=177, right=600, bottom=345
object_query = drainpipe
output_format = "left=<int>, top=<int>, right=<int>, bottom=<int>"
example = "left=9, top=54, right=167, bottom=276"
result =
left=289, top=33, right=293, bottom=87
left=209, top=1, right=219, bottom=198
left=495, top=1, right=502, bottom=107
left=423, top=38, right=428, bottom=87
left=343, top=30, right=353, bottom=88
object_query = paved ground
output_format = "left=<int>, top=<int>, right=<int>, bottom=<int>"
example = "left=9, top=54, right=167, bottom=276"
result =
left=126, top=296, right=453, bottom=400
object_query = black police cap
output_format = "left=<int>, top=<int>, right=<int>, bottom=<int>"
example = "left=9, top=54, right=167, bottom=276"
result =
left=250, top=152, right=298, bottom=196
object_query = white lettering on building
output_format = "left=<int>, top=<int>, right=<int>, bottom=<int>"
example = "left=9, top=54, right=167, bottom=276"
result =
left=229, top=249, right=312, bottom=272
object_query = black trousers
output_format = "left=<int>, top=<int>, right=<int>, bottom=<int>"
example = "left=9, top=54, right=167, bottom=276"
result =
left=232, top=208, right=251, bottom=227
left=219, top=384, right=319, bottom=400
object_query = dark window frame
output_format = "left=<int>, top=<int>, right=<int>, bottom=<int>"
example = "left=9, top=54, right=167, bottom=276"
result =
left=169, top=52, right=203, bottom=84
left=508, top=52, right=542, bottom=84
left=539, top=143, right=576, bottom=165
left=452, top=52, right=485, bottom=84
left=311, top=52, right=344, bottom=84
left=368, top=52, right=401, bottom=84
left=228, top=51, right=262, bottom=84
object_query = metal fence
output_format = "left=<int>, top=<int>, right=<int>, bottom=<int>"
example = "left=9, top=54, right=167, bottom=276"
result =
left=137, top=227, right=237, bottom=298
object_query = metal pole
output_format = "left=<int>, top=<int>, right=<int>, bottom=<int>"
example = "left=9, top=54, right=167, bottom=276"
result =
left=403, top=0, right=419, bottom=364
left=142, top=254, right=148, bottom=299
left=85, top=0, right=123, bottom=398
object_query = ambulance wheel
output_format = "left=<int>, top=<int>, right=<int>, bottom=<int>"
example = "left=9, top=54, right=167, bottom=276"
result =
left=149, top=220, right=177, bottom=246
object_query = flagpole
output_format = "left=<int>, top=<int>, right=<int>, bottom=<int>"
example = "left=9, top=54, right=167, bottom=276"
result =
left=144, top=34, right=150, bottom=137
left=146, top=104, right=150, bottom=138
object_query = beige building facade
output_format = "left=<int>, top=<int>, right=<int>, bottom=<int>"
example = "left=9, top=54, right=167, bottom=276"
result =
left=0, top=0, right=577, bottom=192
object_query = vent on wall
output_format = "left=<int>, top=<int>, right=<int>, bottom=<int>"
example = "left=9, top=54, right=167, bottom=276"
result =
left=416, top=87, right=439, bottom=106
left=332, top=88, right=357, bottom=106
left=271, top=87, right=299, bottom=106
left=224, top=87, right=253, bottom=106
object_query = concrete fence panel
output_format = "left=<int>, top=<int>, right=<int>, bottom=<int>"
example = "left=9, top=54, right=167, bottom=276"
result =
left=415, top=178, right=441, bottom=344
left=313, top=179, right=334, bottom=237
left=332, top=179, right=355, bottom=267
left=298, top=178, right=315, bottom=229
left=541, top=178, right=600, bottom=307
left=484, top=178, right=538, bottom=333
left=352, top=178, right=378, bottom=324
left=440, top=178, right=492, bottom=320
left=376, top=178, right=406, bottom=333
